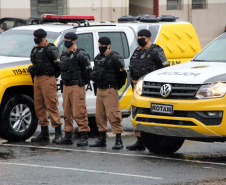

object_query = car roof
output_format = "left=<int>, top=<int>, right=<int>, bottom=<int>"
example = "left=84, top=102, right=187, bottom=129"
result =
left=9, top=19, right=189, bottom=33
left=0, top=17, right=29, bottom=22
left=10, top=24, right=75, bottom=33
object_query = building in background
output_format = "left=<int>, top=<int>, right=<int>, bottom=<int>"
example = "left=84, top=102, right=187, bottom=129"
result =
left=0, top=0, right=225, bottom=47
left=0, top=0, right=129, bottom=22
left=130, top=0, right=226, bottom=48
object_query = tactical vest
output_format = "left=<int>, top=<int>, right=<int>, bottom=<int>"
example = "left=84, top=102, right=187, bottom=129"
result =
left=94, top=52, right=117, bottom=87
left=30, top=45, right=55, bottom=76
left=60, top=49, right=83, bottom=81
left=129, top=44, right=164, bottom=80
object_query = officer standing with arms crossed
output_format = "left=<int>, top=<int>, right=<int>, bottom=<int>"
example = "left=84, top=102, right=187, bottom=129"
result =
left=127, top=29, right=169, bottom=150
left=29, top=28, right=62, bottom=143
left=56, top=32, right=92, bottom=146
left=89, top=37, right=127, bottom=150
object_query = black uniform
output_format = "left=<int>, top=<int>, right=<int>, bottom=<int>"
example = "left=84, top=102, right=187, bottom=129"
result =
left=89, top=50, right=127, bottom=149
left=29, top=43, right=61, bottom=78
left=29, top=42, right=62, bottom=143
left=90, top=51, right=127, bottom=89
left=129, top=44, right=169, bottom=81
left=60, top=48, right=92, bottom=86
left=56, top=48, right=92, bottom=146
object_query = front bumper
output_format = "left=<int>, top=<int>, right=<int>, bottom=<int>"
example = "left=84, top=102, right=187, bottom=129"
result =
left=131, top=92, right=226, bottom=138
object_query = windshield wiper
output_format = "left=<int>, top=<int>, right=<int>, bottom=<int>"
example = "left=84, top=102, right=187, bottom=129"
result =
left=192, top=59, right=207, bottom=62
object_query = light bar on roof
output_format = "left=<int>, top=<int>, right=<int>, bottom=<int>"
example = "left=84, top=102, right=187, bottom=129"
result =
left=41, top=14, right=95, bottom=22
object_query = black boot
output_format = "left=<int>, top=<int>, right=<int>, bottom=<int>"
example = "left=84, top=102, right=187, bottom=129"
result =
left=89, top=132, right=106, bottom=147
left=56, top=131, right=73, bottom=145
left=52, top=125, right=62, bottom=143
left=126, top=137, right=146, bottom=151
left=31, top=126, right=50, bottom=143
left=112, top=133, right=123, bottom=150
left=77, top=132, right=88, bottom=146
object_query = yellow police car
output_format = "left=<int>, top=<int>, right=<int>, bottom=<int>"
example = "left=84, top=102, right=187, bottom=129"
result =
left=132, top=32, right=226, bottom=154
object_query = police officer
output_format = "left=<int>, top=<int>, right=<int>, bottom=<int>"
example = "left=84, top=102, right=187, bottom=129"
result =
left=127, top=29, right=169, bottom=150
left=29, top=28, right=62, bottom=143
left=89, top=37, right=127, bottom=150
left=56, top=32, right=92, bottom=146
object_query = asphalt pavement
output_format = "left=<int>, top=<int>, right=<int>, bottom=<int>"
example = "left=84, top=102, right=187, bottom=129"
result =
left=0, top=136, right=226, bottom=184
left=5, top=114, right=223, bottom=184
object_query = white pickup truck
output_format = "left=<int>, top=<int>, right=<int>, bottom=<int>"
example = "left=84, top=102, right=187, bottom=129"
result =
left=0, top=14, right=201, bottom=141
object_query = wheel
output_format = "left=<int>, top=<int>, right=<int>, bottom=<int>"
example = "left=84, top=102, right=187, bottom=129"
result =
left=141, top=132, right=184, bottom=154
left=0, top=94, right=38, bottom=141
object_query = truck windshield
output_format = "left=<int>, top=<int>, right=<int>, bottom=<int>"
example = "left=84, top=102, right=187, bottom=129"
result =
left=194, top=33, right=226, bottom=62
left=0, top=30, right=60, bottom=57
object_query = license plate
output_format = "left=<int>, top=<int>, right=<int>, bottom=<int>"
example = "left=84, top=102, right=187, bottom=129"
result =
left=151, top=103, right=174, bottom=114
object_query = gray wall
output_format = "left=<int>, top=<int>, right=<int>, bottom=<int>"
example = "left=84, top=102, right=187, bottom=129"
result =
left=30, top=0, right=67, bottom=18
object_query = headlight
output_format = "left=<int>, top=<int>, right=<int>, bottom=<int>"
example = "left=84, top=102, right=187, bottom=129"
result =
left=196, top=82, right=226, bottom=99
left=135, top=79, right=143, bottom=96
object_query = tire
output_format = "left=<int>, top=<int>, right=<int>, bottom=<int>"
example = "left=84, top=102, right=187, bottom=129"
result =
left=141, top=132, right=184, bottom=154
left=0, top=94, right=38, bottom=141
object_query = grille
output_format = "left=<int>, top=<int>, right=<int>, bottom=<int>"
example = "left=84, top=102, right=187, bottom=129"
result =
left=134, top=107, right=222, bottom=126
left=136, top=117, right=196, bottom=126
left=142, top=81, right=201, bottom=99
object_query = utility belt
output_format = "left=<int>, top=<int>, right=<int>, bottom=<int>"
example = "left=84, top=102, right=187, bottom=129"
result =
left=97, top=84, right=117, bottom=89
left=36, top=70, right=55, bottom=77
left=63, top=80, right=79, bottom=86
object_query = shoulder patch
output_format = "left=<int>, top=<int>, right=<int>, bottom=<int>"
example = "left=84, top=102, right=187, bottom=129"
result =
left=111, top=52, right=121, bottom=60
left=77, top=48, right=89, bottom=58
left=46, top=43, right=56, bottom=51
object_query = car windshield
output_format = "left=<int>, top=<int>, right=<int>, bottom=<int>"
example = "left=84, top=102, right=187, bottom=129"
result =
left=0, top=30, right=60, bottom=57
left=193, top=33, right=226, bottom=62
